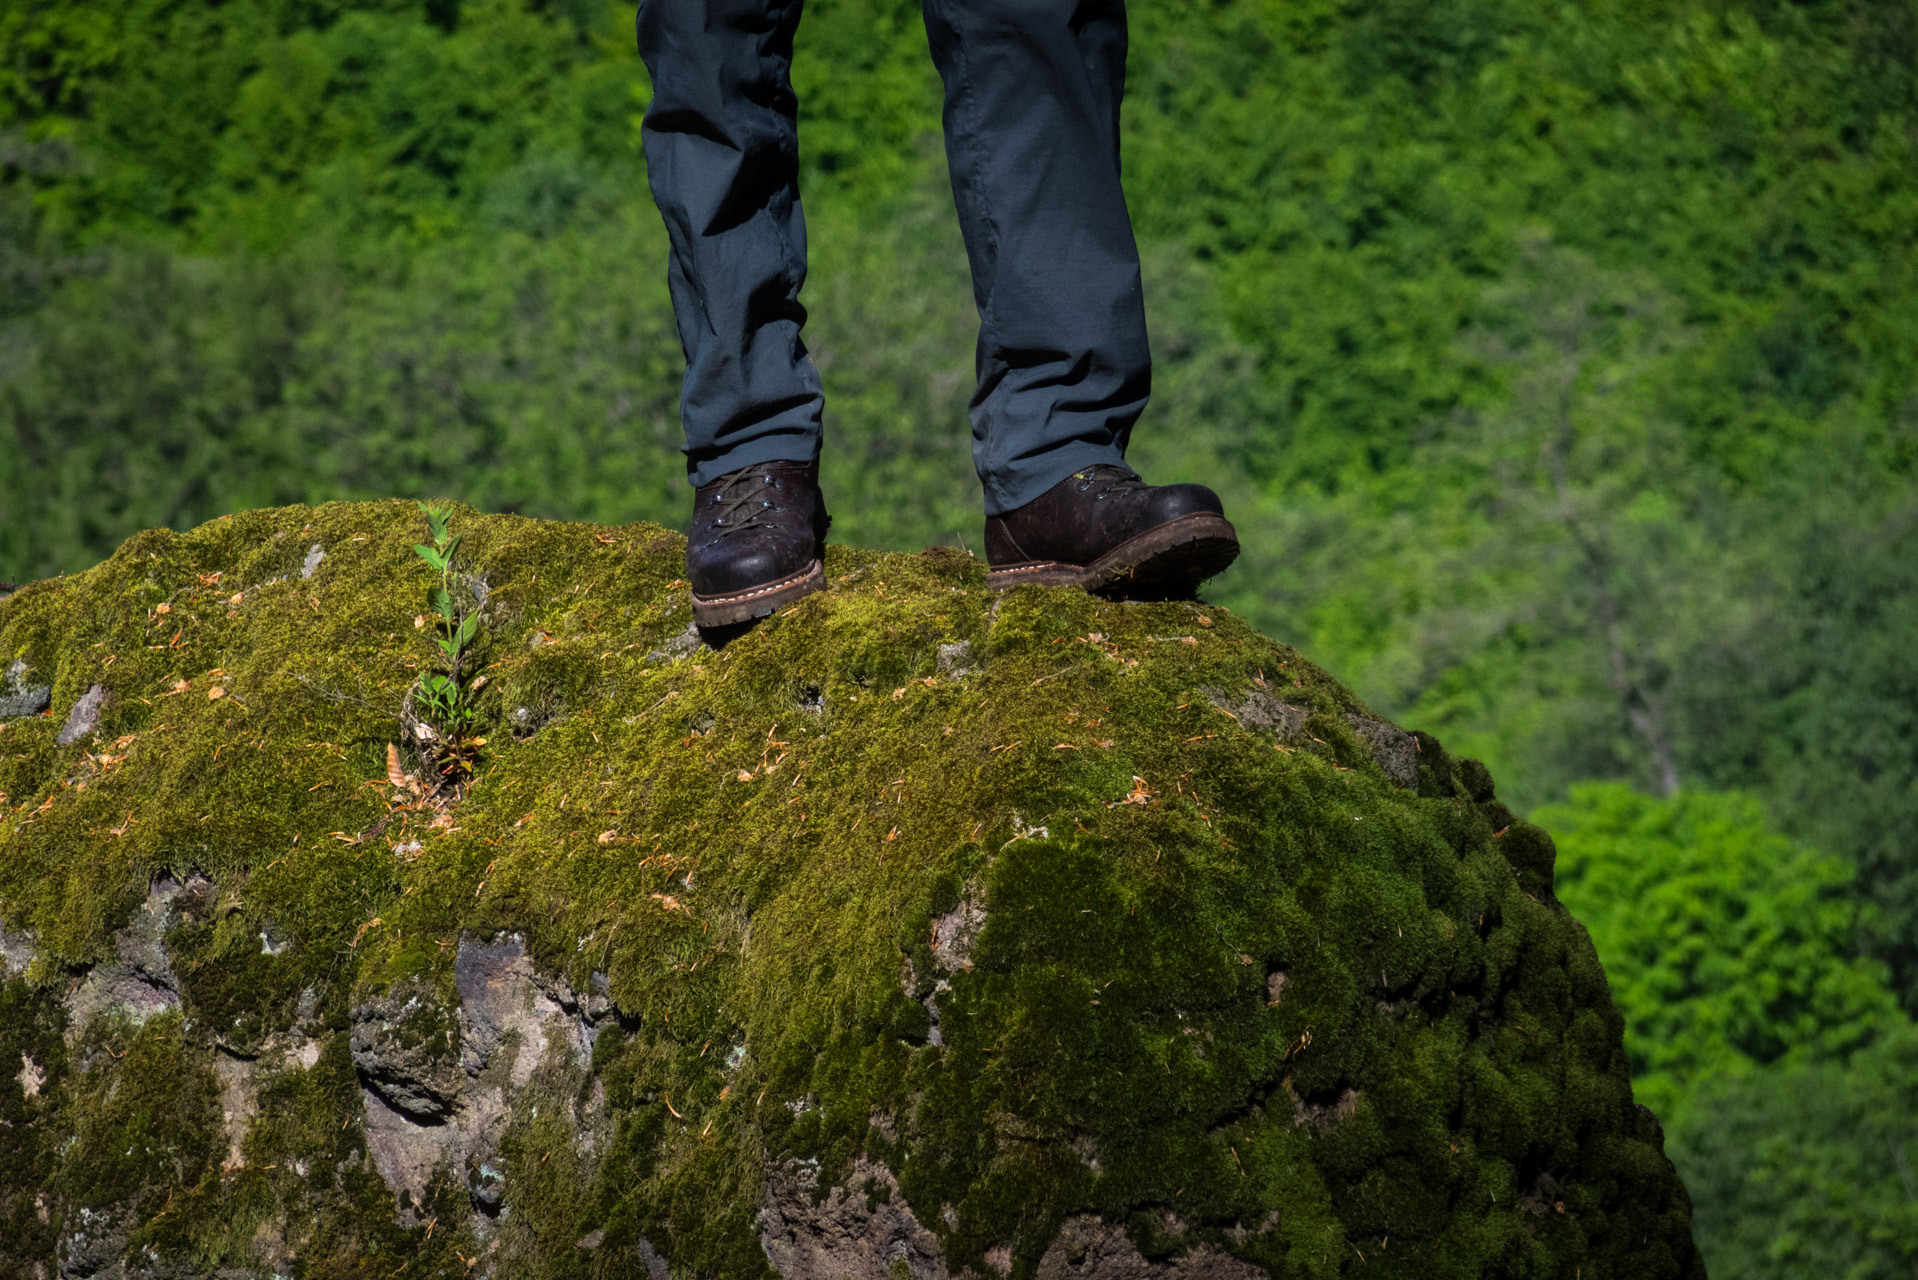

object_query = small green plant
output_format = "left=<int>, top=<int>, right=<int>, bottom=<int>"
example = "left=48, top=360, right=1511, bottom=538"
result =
left=412, top=502, right=482, bottom=740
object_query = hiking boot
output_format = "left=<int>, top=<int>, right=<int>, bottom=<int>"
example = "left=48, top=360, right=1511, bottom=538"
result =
left=687, top=460, right=829, bottom=627
left=983, top=464, right=1238, bottom=594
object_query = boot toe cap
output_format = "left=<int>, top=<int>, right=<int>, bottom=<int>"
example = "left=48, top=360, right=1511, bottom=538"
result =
left=689, top=536, right=816, bottom=598
left=1147, top=483, right=1226, bottom=524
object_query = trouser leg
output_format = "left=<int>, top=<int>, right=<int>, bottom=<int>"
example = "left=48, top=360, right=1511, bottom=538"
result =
left=637, top=0, right=824, bottom=486
left=922, top=0, right=1150, bottom=516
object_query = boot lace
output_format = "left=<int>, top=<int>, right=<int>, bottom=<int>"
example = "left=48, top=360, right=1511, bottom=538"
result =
left=707, top=469, right=784, bottom=538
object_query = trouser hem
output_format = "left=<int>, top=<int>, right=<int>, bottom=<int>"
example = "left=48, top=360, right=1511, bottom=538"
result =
left=980, top=441, right=1131, bottom=517
left=685, top=433, right=822, bottom=490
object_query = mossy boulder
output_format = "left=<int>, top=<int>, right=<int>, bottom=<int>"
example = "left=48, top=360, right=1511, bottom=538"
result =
left=0, top=502, right=1701, bottom=1279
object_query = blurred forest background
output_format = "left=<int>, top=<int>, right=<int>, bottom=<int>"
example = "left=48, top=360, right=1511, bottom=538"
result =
left=2, top=0, right=1916, bottom=1270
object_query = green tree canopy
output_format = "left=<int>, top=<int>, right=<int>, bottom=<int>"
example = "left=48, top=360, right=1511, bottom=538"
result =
left=1542, top=783, right=1897, bottom=1114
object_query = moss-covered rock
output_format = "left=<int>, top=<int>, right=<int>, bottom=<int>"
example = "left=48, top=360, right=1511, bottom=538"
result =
left=0, top=501, right=1700, bottom=1279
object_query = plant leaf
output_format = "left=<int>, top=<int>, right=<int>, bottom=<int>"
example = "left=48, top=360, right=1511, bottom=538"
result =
left=433, top=588, right=456, bottom=621
left=419, top=503, right=450, bottom=544
left=454, top=613, right=480, bottom=647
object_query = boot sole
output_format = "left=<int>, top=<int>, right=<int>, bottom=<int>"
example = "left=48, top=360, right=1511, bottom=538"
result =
left=690, top=560, right=826, bottom=627
left=985, top=513, right=1241, bottom=595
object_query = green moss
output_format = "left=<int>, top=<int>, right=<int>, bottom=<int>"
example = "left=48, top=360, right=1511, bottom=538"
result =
left=0, top=976, right=65, bottom=1270
left=63, top=1013, right=223, bottom=1237
left=0, top=501, right=1699, bottom=1277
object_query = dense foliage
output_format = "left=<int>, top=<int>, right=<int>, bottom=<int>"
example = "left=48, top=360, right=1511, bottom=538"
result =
left=1546, top=785, right=1918, bottom=1277
left=2, top=0, right=1915, bottom=1272
left=1541, top=784, right=1897, bottom=1117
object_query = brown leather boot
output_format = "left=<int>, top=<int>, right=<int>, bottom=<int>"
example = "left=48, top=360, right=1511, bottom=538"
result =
left=686, top=460, right=829, bottom=626
left=984, top=465, right=1238, bottom=594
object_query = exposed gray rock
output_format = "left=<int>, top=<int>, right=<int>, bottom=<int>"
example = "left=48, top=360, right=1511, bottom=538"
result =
left=1347, top=714, right=1419, bottom=789
left=1203, top=688, right=1420, bottom=790
left=349, top=977, right=463, bottom=1122
left=66, top=876, right=197, bottom=1037
left=55, top=683, right=107, bottom=746
left=929, top=899, right=985, bottom=974
left=354, top=934, right=610, bottom=1217
left=456, top=934, right=597, bottom=1083
left=17, top=1052, right=45, bottom=1097
left=759, top=1155, right=948, bottom=1280
left=59, top=1206, right=133, bottom=1280
left=0, top=919, right=35, bottom=976
left=359, top=1084, right=463, bottom=1216
left=907, top=897, right=987, bottom=1047
left=213, top=1052, right=258, bottom=1171
left=637, top=1238, right=671, bottom=1280
left=300, top=544, right=325, bottom=579
left=0, top=659, right=51, bottom=719
left=1203, top=688, right=1307, bottom=741
left=1034, top=1217, right=1266, bottom=1279
left=936, top=641, right=974, bottom=678
left=647, top=622, right=704, bottom=662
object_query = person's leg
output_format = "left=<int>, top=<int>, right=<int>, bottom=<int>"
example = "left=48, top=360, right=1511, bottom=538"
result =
left=923, top=0, right=1238, bottom=593
left=921, top=0, right=1149, bottom=517
left=638, top=0, right=831, bottom=627
left=637, top=0, right=823, bottom=485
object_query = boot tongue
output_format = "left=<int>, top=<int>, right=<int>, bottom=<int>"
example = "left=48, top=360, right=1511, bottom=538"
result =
left=1078, top=464, right=1145, bottom=496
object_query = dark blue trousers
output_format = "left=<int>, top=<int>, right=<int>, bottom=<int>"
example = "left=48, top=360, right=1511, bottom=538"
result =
left=636, top=0, right=1150, bottom=516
